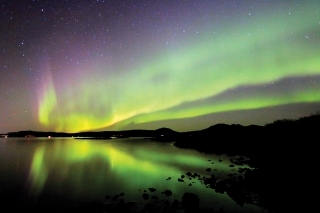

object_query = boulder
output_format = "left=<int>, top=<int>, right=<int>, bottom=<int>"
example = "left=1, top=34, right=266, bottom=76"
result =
left=181, top=192, right=200, bottom=213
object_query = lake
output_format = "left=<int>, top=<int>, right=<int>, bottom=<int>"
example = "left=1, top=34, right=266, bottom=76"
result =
left=0, top=137, right=264, bottom=212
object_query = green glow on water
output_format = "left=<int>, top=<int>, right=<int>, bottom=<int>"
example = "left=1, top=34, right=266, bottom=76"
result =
left=29, top=139, right=235, bottom=196
left=24, top=138, right=262, bottom=212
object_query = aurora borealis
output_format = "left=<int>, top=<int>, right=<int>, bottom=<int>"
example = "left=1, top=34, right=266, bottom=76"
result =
left=1, top=0, right=320, bottom=133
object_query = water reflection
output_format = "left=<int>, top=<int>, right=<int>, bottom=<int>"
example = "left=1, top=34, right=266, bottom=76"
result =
left=25, top=138, right=262, bottom=212
left=29, top=138, right=208, bottom=196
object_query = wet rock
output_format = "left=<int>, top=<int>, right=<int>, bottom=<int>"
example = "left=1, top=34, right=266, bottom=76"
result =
left=142, top=193, right=149, bottom=200
left=112, top=195, right=119, bottom=200
left=215, top=181, right=228, bottom=194
left=163, top=200, right=170, bottom=207
left=237, top=175, right=244, bottom=181
left=144, top=202, right=156, bottom=212
left=227, top=182, right=246, bottom=207
left=103, top=202, right=115, bottom=212
left=148, top=188, right=156, bottom=192
left=103, top=199, right=126, bottom=212
left=163, top=190, right=172, bottom=197
left=160, top=200, right=171, bottom=212
left=125, top=201, right=137, bottom=208
left=171, top=199, right=180, bottom=210
left=181, top=192, right=199, bottom=213
left=203, top=175, right=217, bottom=189
left=230, top=156, right=245, bottom=166
left=118, top=199, right=125, bottom=205
left=217, top=207, right=226, bottom=213
left=193, top=172, right=200, bottom=178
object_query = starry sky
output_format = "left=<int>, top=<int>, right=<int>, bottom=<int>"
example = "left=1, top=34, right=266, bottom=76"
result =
left=1, top=0, right=320, bottom=133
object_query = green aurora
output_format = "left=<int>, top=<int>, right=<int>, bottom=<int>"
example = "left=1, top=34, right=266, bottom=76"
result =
left=37, top=2, right=320, bottom=132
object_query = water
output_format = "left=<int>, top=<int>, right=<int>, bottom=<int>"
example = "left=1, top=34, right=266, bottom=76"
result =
left=0, top=137, right=264, bottom=212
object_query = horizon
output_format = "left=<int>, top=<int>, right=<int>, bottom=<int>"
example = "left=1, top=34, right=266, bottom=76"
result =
left=1, top=1, right=320, bottom=133
left=3, top=112, right=319, bottom=135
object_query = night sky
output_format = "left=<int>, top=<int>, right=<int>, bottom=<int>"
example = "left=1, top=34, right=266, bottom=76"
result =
left=1, top=0, right=320, bottom=133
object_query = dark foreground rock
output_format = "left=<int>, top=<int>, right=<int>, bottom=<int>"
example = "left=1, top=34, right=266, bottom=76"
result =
left=173, top=114, right=320, bottom=213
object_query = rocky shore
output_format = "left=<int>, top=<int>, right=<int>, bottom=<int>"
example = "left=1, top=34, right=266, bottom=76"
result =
left=173, top=114, right=319, bottom=213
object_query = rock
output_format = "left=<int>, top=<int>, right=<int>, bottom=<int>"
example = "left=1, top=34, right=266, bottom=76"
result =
left=112, top=195, right=119, bottom=200
left=171, top=199, right=180, bottom=210
left=227, top=183, right=246, bottom=207
left=142, top=193, right=149, bottom=200
left=163, top=190, right=172, bottom=196
left=148, top=188, right=156, bottom=192
left=144, top=203, right=156, bottom=212
left=205, top=168, right=211, bottom=172
left=215, top=181, right=228, bottom=194
left=237, top=175, right=244, bottom=181
left=193, top=173, right=200, bottom=178
left=217, top=207, right=226, bottom=213
left=181, top=192, right=200, bottom=213
left=203, top=175, right=217, bottom=189
left=178, top=178, right=184, bottom=182
left=125, top=201, right=137, bottom=208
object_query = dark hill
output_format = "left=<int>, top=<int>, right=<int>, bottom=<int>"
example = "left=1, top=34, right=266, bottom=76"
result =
left=173, top=113, right=319, bottom=213
left=151, top=127, right=179, bottom=142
